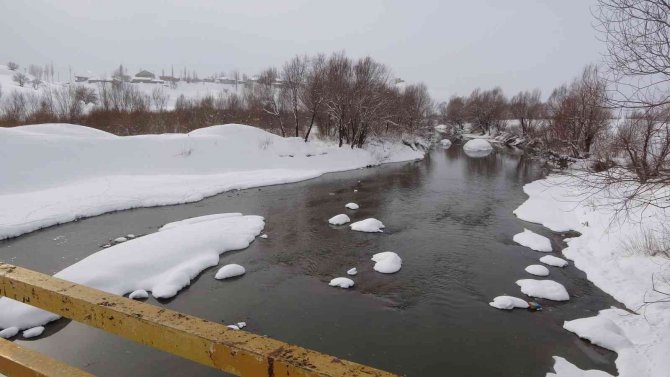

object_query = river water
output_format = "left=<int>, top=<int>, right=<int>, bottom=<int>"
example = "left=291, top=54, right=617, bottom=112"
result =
left=0, top=146, right=619, bottom=376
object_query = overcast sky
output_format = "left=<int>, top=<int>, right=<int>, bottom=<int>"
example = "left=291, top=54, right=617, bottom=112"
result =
left=0, top=0, right=602, bottom=101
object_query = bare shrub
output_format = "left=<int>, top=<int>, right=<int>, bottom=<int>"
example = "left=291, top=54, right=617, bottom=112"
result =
left=12, top=72, right=29, bottom=87
left=151, top=86, right=169, bottom=111
left=465, top=87, right=507, bottom=135
left=7, top=61, right=19, bottom=71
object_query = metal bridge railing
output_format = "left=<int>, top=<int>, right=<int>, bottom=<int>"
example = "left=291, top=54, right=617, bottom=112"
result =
left=0, top=263, right=397, bottom=377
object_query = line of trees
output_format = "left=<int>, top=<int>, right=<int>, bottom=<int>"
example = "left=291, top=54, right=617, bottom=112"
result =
left=437, top=64, right=611, bottom=159
left=242, top=52, right=433, bottom=146
left=1, top=53, right=434, bottom=147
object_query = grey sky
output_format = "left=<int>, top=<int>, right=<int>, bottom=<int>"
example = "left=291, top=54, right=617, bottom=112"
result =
left=0, top=0, right=602, bottom=101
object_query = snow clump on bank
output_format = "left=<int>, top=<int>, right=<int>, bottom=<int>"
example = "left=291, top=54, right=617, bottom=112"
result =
left=516, top=279, right=569, bottom=301
left=328, top=214, right=351, bottom=225
left=489, top=296, right=529, bottom=310
left=513, top=229, right=552, bottom=252
left=350, top=218, right=385, bottom=232
left=215, top=264, right=246, bottom=280
left=329, top=277, right=355, bottom=288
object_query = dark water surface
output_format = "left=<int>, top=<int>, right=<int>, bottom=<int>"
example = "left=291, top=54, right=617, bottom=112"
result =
left=0, top=146, right=619, bottom=376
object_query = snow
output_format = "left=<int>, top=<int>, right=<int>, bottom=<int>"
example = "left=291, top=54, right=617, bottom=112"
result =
left=347, top=268, right=358, bottom=276
left=345, top=203, right=359, bottom=210
left=227, top=325, right=240, bottom=330
left=22, top=326, right=45, bottom=338
left=113, top=237, right=128, bottom=243
left=350, top=218, right=385, bottom=233
left=563, top=313, right=633, bottom=351
left=129, top=290, right=149, bottom=299
left=328, top=214, right=351, bottom=225
left=489, top=295, right=529, bottom=310
left=546, top=357, right=614, bottom=377
left=0, top=213, right=263, bottom=331
left=260, top=234, right=268, bottom=239
left=517, top=174, right=670, bottom=377
left=0, top=327, right=19, bottom=339
left=371, top=252, right=402, bottom=274
left=540, top=255, right=569, bottom=267
left=513, top=229, right=553, bottom=252
left=525, top=265, right=550, bottom=277
left=0, top=123, right=423, bottom=240
left=236, top=322, right=247, bottom=329
left=329, top=277, right=355, bottom=289
left=439, top=139, right=452, bottom=148
left=463, top=139, right=493, bottom=152
left=215, top=264, right=246, bottom=280
left=516, top=279, right=570, bottom=301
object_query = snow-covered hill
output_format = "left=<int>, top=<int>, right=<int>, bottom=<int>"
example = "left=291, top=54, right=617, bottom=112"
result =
left=0, top=123, right=423, bottom=239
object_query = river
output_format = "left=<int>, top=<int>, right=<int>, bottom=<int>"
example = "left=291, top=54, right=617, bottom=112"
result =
left=0, top=145, right=619, bottom=376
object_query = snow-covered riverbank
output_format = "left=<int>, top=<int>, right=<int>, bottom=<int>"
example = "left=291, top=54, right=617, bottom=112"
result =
left=0, top=123, right=423, bottom=240
left=515, top=175, right=670, bottom=377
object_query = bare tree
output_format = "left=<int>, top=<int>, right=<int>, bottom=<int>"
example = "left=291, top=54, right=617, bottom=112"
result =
left=7, top=61, right=19, bottom=71
left=246, top=67, right=287, bottom=136
left=28, top=65, right=44, bottom=81
left=441, top=96, right=467, bottom=129
left=282, top=55, right=308, bottom=137
left=595, top=0, right=670, bottom=109
left=301, top=54, right=326, bottom=142
left=12, top=72, right=29, bottom=87
left=509, top=89, right=543, bottom=136
left=616, top=108, right=670, bottom=183
left=546, top=65, right=611, bottom=157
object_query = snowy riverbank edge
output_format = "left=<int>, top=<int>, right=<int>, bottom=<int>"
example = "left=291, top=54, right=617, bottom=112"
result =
left=0, top=123, right=424, bottom=240
left=515, top=174, right=670, bottom=377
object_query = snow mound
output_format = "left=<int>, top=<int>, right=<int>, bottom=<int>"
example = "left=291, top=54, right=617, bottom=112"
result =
left=329, top=277, right=354, bottom=288
left=372, top=252, right=402, bottom=273
left=525, top=265, right=550, bottom=277
left=0, top=327, right=19, bottom=339
left=463, top=139, right=493, bottom=152
left=439, top=139, right=452, bottom=148
left=347, top=268, right=358, bottom=276
left=260, top=234, right=268, bottom=239
left=215, top=264, right=246, bottom=280
left=563, top=314, right=634, bottom=351
left=129, top=290, right=149, bottom=300
left=350, top=218, right=385, bottom=233
left=345, top=203, right=359, bottom=210
left=489, top=296, right=529, bottom=310
left=540, top=255, right=568, bottom=267
left=328, top=214, right=351, bottom=225
left=546, top=357, right=614, bottom=377
left=513, top=229, right=552, bottom=252
left=516, top=279, right=569, bottom=301
left=23, top=326, right=45, bottom=338
left=0, top=213, right=264, bottom=331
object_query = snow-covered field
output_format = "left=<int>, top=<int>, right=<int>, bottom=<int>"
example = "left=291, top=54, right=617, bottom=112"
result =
left=0, top=64, right=242, bottom=111
left=515, top=175, right=670, bottom=377
left=0, top=123, right=423, bottom=240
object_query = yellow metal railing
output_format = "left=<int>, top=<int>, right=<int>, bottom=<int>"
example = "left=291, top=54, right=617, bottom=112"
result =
left=0, top=263, right=396, bottom=377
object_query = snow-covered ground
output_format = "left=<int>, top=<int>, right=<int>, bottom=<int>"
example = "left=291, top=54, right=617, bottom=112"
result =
left=515, top=175, right=670, bottom=377
left=0, top=123, right=423, bottom=240
left=0, top=213, right=264, bottom=332
left=0, top=65, right=242, bottom=111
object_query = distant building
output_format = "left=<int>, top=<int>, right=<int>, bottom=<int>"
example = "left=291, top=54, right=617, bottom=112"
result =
left=216, top=77, right=237, bottom=84
left=135, top=70, right=155, bottom=79
left=159, top=75, right=179, bottom=82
